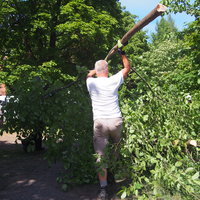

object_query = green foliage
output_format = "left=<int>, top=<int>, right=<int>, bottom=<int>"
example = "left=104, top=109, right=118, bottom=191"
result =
left=1, top=61, right=71, bottom=134
left=160, top=0, right=200, bottom=17
left=56, top=0, right=120, bottom=65
left=0, top=0, right=148, bottom=188
left=1, top=60, right=96, bottom=184
left=118, top=92, right=199, bottom=199
left=151, top=15, right=178, bottom=44
left=43, top=78, right=96, bottom=186
left=0, top=0, right=123, bottom=68
left=116, top=8, right=199, bottom=199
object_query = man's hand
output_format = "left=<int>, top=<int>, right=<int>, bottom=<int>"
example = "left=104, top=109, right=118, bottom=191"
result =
left=117, top=40, right=128, bottom=55
left=118, top=48, right=126, bottom=55
left=87, top=69, right=96, bottom=78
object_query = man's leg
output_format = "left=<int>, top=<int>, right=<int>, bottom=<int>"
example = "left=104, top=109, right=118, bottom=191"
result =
left=109, top=118, right=123, bottom=158
left=93, top=119, right=109, bottom=199
left=98, top=168, right=107, bottom=187
left=107, top=118, right=123, bottom=184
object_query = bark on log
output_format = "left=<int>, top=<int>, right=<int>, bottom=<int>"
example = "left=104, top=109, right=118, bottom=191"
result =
left=105, top=4, right=167, bottom=61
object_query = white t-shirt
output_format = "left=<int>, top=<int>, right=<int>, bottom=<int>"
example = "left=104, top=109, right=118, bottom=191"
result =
left=86, top=71, right=124, bottom=120
left=0, top=96, right=6, bottom=115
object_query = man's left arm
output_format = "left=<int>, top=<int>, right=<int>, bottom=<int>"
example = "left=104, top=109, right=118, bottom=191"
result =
left=87, top=69, right=96, bottom=78
left=121, top=54, right=131, bottom=79
left=117, top=40, right=131, bottom=79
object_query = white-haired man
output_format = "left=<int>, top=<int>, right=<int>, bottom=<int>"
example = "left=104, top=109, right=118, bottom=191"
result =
left=86, top=48, right=130, bottom=200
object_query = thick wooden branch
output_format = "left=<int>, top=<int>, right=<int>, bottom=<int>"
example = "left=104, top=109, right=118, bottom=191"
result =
left=105, top=4, right=167, bottom=61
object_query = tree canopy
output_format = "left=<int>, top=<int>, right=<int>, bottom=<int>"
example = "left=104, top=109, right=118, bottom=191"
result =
left=151, top=15, right=178, bottom=43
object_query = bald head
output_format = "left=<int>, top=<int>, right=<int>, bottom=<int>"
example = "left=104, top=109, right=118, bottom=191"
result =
left=95, top=60, right=108, bottom=75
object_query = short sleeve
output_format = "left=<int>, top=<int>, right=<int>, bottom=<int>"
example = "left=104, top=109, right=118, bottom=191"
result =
left=110, top=70, right=124, bottom=87
left=86, top=77, right=93, bottom=93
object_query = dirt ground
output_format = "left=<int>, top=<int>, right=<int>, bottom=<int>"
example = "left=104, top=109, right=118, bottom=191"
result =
left=0, top=133, right=128, bottom=200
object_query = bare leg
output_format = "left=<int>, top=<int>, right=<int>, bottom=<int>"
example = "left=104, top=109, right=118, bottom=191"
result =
left=98, top=168, right=107, bottom=184
left=97, top=168, right=108, bottom=200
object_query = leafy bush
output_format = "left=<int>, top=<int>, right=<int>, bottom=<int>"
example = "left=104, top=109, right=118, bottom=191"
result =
left=118, top=92, right=199, bottom=199
left=0, top=61, right=96, bottom=186
left=115, top=18, right=200, bottom=199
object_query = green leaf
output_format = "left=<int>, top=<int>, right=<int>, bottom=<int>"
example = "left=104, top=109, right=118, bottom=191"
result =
left=185, top=167, right=194, bottom=173
left=192, top=172, right=199, bottom=180
left=121, top=191, right=127, bottom=199
left=143, top=115, right=149, bottom=121
left=193, top=179, right=200, bottom=186
left=175, top=161, right=182, bottom=167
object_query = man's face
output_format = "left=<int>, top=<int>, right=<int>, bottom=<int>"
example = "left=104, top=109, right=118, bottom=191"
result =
left=0, top=84, right=6, bottom=96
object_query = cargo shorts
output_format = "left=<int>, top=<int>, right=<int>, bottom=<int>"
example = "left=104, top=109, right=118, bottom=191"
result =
left=93, top=117, right=123, bottom=158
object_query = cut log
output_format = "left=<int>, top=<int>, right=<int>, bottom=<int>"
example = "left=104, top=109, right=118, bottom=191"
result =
left=105, top=4, right=167, bottom=61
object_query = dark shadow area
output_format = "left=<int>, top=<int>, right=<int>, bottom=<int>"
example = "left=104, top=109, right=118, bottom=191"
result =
left=0, top=140, right=97, bottom=200
left=0, top=135, right=131, bottom=200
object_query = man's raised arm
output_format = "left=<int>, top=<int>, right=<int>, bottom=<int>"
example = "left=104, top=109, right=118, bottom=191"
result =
left=119, top=53, right=131, bottom=79
left=117, top=40, right=131, bottom=79
left=87, top=69, right=96, bottom=78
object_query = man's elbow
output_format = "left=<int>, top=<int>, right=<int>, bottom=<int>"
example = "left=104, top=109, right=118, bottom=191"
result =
left=122, top=67, right=131, bottom=78
left=87, top=74, right=92, bottom=79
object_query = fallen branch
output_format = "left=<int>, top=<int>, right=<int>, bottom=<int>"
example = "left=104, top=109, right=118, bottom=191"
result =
left=105, top=4, right=167, bottom=61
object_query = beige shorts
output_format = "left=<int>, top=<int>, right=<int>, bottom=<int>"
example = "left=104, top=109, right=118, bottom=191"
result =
left=93, top=117, right=123, bottom=156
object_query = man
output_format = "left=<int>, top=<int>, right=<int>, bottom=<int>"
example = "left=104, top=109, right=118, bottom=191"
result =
left=86, top=45, right=131, bottom=200
left=0, top=84, right=7, bottom=127
left=0, top=84, right=6, bottom=96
